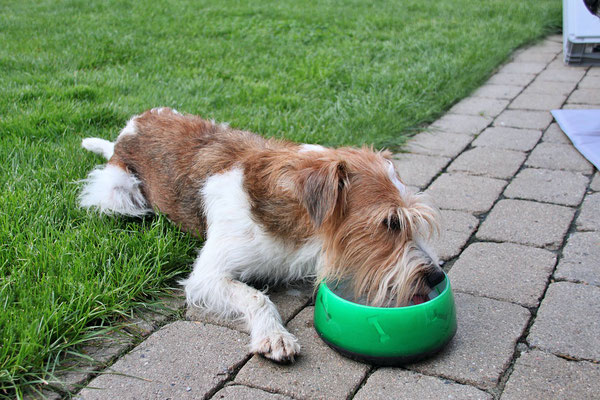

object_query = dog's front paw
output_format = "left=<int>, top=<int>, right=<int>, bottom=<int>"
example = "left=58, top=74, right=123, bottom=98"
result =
left=251, top=330, right=300, bottom=363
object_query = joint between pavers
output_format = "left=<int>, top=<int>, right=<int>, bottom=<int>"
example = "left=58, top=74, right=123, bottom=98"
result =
left=527, top=347, right=600, bottom=365
left=204, top=354, right=255, bottom=400
left=346, top=365, right=376, bottom=400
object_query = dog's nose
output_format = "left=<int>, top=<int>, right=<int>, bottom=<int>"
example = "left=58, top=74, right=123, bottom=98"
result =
left=426, top=267, right=445, bottom=287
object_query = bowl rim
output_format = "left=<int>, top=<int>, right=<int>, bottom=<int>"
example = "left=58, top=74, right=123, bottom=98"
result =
left=319, top=271, right=451, bottom=311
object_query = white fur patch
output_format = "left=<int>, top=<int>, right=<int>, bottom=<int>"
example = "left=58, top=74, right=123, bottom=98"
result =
left=387, top=160, right=406, bottom=196
left=81, top=137, right=114, bottom=160
left=299, top=144, right=326, bottom=153
left=117, top=116, right=139, bottom=141
left=79, top=164, right=151, bottom=217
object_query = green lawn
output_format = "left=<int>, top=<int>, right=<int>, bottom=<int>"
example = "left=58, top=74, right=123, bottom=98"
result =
left=1, top=0, right=560, bottom=397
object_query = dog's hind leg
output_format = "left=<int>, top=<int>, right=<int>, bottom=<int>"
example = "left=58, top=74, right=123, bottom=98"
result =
left=181, top=245, right=301, bottom=363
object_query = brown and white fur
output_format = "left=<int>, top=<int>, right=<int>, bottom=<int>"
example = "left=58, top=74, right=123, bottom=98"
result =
left=79, top=107, right=443, bottom=363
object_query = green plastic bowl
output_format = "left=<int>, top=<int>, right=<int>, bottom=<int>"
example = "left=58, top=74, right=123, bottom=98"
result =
left=313, top=273, right=457, bottom=365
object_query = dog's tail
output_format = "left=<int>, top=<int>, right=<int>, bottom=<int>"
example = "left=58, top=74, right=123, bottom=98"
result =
left=79, top=138, right=151, bottom=217
left=82, top=137, right=115, bottom=160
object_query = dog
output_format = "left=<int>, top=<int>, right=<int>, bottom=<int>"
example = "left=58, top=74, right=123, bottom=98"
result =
left=79, top=107, right=443, bottom=363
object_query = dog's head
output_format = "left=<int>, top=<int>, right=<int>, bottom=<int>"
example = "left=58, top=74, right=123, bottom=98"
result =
left=296, top=147, right=441, bottom=307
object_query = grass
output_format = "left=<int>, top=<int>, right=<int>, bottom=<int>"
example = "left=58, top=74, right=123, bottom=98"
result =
left=0, top=0, right=560, bottom=397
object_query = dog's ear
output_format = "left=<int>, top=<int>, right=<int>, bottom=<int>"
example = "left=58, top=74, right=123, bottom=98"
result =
left=298, top=159, right=348, bottom=228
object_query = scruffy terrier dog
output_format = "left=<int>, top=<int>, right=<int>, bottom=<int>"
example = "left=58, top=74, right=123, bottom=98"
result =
left=79, top=107, right=443, bottom=363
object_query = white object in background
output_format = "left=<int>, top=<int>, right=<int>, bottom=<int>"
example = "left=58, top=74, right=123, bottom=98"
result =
left=551, top=109, right=600, bottom=170
left=563, top=0, right=600, bottom=65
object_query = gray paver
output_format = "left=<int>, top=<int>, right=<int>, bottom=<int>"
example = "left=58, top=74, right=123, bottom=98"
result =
left=235, top=307, right=369, bottom=400
left=426, top=173, right=506, bottom=214
left=55, top=333, right=134, bottom=393
left=126, top=291, right=186, bottom=337
left=501, top=350, right=600, bottom=400
left=449, top=242, right=556, bottom=307
left=392, top=153, right=450, bottom=189
left=528, top=282, right=600, bottom=362
left=406, top=131, right=473, bottom=158
left=186, top=283, right=311, bottom=332
left=591, top=172, right=600, bottom=191
left=579, top=74, right=600, bottom=88
left=561, top=103, right=599, bottom=109
left=499, top=62, right=547, bottom=75
left=213, top=385, right=293, bottom=399
left=494, top=110, right=553, bottom=130
left=408, top=293, right=530, bottom=389
left=472, top=84, right=522, bottom=100
left=447, top=147, right=526, bottom=179
left=77, top=321, right=249, bottom=400
left=509, top=92, right=567, bottom=111
left=472, top=126, right=541, bottom=151
left=542, top=122, right=570, bottom=144
left=588, top=68, right=600, bottom=77
left=354, top=369, right=492, bottom=400
left=431, top=114, right=492, bottom=135
left=536, top=68, right=587, bottom=82
left=504, top=168, right=589, bottom=206
left=576, top=192, right=600, bottom=232
left=433, top=209, right=479, bottom=261
left=525, top=79, right=578, bottom=95
left=567, top=88, right=600, bottom=105
left=525, top=142, right=594, bottom=173
left=476, top=199, right=575, bottom=250
left=512, top=50, right=557, bottom=64
left=449, top=97, right=509, bottom=117
left=23, top=389, right=62, bottom=400
left=555, top=232, right=600, bottom=286
left=487, top=73, right=536, bottom=86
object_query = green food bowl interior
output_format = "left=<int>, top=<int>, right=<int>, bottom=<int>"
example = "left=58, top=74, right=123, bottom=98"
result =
left=313, top=272, right=457, bottom=365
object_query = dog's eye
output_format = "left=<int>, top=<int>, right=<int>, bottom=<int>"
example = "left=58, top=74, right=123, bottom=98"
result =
left=383, top=215, right=402, bottom=231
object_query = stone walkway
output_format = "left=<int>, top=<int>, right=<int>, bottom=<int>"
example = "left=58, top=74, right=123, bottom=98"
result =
left=33, top=35, right=600, bottom=400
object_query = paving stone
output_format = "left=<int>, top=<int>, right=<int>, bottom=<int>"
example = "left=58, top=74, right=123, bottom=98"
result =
left=576, top=192, right=600, bottom=231
left=487, top=73, right=536, bottom=86
left=528, top=282, right=600, bottom=362
left=511, top=50, right=557, bottom=64
left=499, top=62, right=547, bottom=75
left=545, top=57, right=580, bottom=71
left=213, top=385, right=293, bottom=399
left=472, top=127, right=541, bottom=151
left=426, top=173, right=506, bottom=214
left=472, top=84, right=523, bottom=100
left=125, top=290, right=186, bottom=337
left=501, top=350, right=600, bottom=400
left=433, top=210, right=479, bottom=261
left=354, top=368, right=492, bottom=400
left=406, top=131, right=473, bottom=158
left=588, top=68, right=600, bottom=77
left=504, top=168, right=588, bottom=206
left=408, top=293, right=530, bottom=390
left=23, top=389, right=62, bottom=400
left=392, top=153, right=450, bottom=189
left=494, top=109, right=553, bottom=130
left=531, top=39, right=563, bottom=53
left=579, top=73, right=600, bottom=88
left=525, top=143, right=594, bottom=173
left=542, top=122, right=570, bottom=144
left=449, top=242, right=556, bottom=307
left=431, top=114, right=492, bottom=135
left=536, top=68, right=587, bottom=82
left=555, top=232, right=600, bottom=286
left=54, top=332, right=134, bottom=393
left=525, top=79, right=577, bottom=96
left=561, top=103, right=599, bottom=109
left=186, top=283, right=312, bottom=333
left=449, top=97, right=509, bottom=117
left=77, top=321, right=249, bottom=400
left=590, top=172, right=600, bottom=191
left=447, top=147, right=526, bottom=179
left=567, top=88, right=600, bottom=105
left=235, top=307, right=369, bottom=400
left=509, top=92, right=567, bottom=111
left=476, top=199, right=575, bottom=250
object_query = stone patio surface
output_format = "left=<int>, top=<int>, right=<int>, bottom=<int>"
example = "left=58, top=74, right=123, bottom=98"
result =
left=31, top=35, right=600, bottom=400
